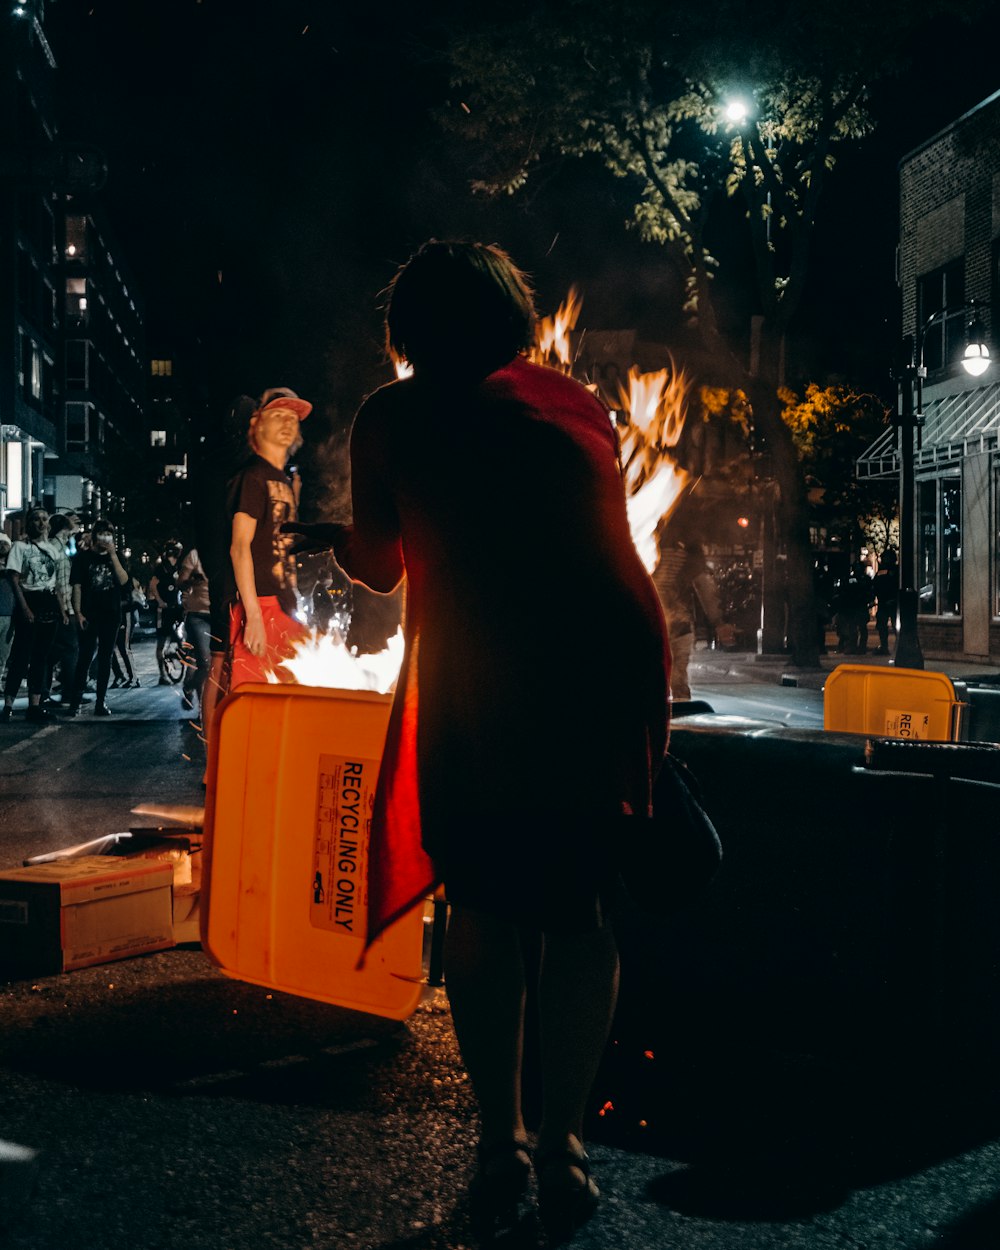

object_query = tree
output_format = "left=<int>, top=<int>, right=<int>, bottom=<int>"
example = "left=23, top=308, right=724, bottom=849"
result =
left=780, top=383, right=897, bottom=552
left=441, top=0, right=976, bottom=662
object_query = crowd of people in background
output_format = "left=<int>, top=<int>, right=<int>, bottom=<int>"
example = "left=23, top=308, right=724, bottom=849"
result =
left=0, top=500, right=905, bottom=727
left=0, top=510, right=177, bottom=722
left=0, top=387, right=341, bottom=737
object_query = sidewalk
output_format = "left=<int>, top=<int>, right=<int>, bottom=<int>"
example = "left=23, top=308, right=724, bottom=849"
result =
left=688, top=634, right=1000, bottom=692
left=3, top=632, right=204, bottom=725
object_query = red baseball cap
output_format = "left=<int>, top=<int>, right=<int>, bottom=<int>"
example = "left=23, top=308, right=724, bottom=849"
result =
left=257, top=387, right=312, bottom=420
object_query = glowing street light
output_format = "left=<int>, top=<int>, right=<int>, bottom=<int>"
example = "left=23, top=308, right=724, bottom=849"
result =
left=724, top=98, right=750, bottom=124
left=961, top=311, right=991, bottom=377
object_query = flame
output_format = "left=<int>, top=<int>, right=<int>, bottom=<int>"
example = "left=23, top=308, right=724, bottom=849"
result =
left=530, top=289, right=693, bottom=573
left=528, top=286, right=583, bottom=373
left=394, top=360, right=414, bottom=379
left=615, top=364, right=692, bottom=572
left=267, top=627, right=404, bottom=694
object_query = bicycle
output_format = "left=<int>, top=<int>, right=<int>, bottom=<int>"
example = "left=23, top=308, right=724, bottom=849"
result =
left=159, top=619, right=188, bottom=685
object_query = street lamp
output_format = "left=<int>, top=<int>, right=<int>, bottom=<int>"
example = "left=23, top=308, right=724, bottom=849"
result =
left=724, top=98, right=750, bottom=124
left=893, top=301, right=991, bottom=669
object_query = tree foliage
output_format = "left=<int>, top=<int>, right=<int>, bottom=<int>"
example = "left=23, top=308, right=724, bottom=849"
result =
left=781, top=384, right=896, bottom=539
left=441, top=0, right=977, bottom=660
left=444, top=1, right=957, bottom=346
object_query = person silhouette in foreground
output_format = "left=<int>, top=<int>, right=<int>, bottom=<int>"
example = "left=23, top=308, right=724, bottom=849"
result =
left=285, top=240, right=671, bottom=1240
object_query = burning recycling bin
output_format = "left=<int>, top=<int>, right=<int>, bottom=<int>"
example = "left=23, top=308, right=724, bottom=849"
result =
left=201, top=680, right=425, bottom=1021
left=196, top=623, right=422, bottom=1019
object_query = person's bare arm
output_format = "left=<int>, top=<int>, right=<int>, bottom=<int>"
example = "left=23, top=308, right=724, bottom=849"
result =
left=72, top=582, right=86, bottom=631
left=231, top=512, right=266, bottom=657
left=109, top=546, right=129, bottom=587
left=8, top=570, right=31, bottom=622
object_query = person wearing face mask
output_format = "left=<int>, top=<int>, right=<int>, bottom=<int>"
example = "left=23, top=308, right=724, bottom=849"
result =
left=1, top=507, right=64, bottom=723
left=149, top=538, right=185, bottom=684
left=66, top=520, right=129, bottom=717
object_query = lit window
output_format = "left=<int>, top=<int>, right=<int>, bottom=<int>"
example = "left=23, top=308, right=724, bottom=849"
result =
left=66, top=216, right=87, bottom=260
left=4, top=441, right=23, bottom=510
left=918, top=476, right=962, bottom=616
left=150, top=430, right=167, bottom=447
left=917, top=260, right=965, bottom=373
left=66, top=402, right=90, bottom=449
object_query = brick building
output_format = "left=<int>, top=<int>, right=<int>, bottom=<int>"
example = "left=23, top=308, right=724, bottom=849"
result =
left=859, top=89, right=1000, bottom=662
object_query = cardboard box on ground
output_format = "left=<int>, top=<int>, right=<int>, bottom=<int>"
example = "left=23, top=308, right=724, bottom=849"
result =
left=126, top=829, right=203, bottom=945
left=0, top=857, right=174, bottom=976
left=0, top=828, right=204, bottom=977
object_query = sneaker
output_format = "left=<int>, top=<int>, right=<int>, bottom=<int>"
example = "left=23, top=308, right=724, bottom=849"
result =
left=94, top=703, right=112, bottom=717
left=63, top=703, right=80, bottom=717
left=110, top=677, right=126, bottom=689
left=26, top=704, right=54, bottom=723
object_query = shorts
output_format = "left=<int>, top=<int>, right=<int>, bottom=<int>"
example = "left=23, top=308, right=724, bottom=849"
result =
left=229, top=597, right=310, bottom=690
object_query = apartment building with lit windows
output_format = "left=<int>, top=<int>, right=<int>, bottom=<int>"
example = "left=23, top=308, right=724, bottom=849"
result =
left=1, top=2, right=144, bottom=535
left=59, top=197, right=146, bottom=524
left=148, top=354, right=191, bottom=483
left=0, top=1, right=62, bottom=526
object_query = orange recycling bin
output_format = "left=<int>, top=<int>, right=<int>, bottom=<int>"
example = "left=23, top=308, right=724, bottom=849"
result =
left=823, top=664, right=965, bottom=741
left=201, top=683, right=424, bottom=1021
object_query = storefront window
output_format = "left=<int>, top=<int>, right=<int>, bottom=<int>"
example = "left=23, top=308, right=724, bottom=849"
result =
left=918, top=476, right=962, bottom=616
left=993, top=462, right=1000, bottom=618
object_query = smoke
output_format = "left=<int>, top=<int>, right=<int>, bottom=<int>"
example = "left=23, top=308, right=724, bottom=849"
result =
left=300, top=426, right=404, bottom=654
left=305, top=428, right=354, bottom=526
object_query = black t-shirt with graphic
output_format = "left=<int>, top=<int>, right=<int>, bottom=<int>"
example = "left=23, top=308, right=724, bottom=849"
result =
left=228, top=455, right=299, bottom=613
left=71, top=550, right=122, bottom=620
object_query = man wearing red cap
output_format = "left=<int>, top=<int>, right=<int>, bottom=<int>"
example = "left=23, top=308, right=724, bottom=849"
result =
left=227, top=387, right=312, bottom=688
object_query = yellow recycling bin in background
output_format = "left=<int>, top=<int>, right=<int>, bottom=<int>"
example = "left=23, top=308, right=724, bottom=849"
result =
left=201, top=683, right=425, bottom=1021
left=823, top=664, right=966, bottom=741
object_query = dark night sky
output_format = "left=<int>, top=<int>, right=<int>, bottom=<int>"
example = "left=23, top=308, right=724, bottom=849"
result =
left=46, top=1, right=1000, bottom=425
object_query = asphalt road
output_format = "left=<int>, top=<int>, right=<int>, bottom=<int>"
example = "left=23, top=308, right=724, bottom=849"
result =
left=2, top=639, right=1000, bottom=1249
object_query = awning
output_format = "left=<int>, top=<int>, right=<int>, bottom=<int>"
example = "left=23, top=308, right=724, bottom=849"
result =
left=856, top=382, right=1000, bottom=481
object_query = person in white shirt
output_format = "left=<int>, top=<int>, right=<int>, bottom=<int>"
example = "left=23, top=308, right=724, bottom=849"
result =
left=2, top=508, right=66, bottom=723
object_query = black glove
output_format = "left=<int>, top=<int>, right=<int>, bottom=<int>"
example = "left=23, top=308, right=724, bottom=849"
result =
left=279, top=521, right=345, bottom=555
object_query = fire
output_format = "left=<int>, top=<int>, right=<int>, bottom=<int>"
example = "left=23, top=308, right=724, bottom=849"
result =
left=529, top=289, right=692, bottom=572
left=394, top=360, right=414, bottom=379
left=528, top=286, right=583, bottom=372
left=616, top=364, right=692, bottom=573
left=268, top=627, right=404, bottom=694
